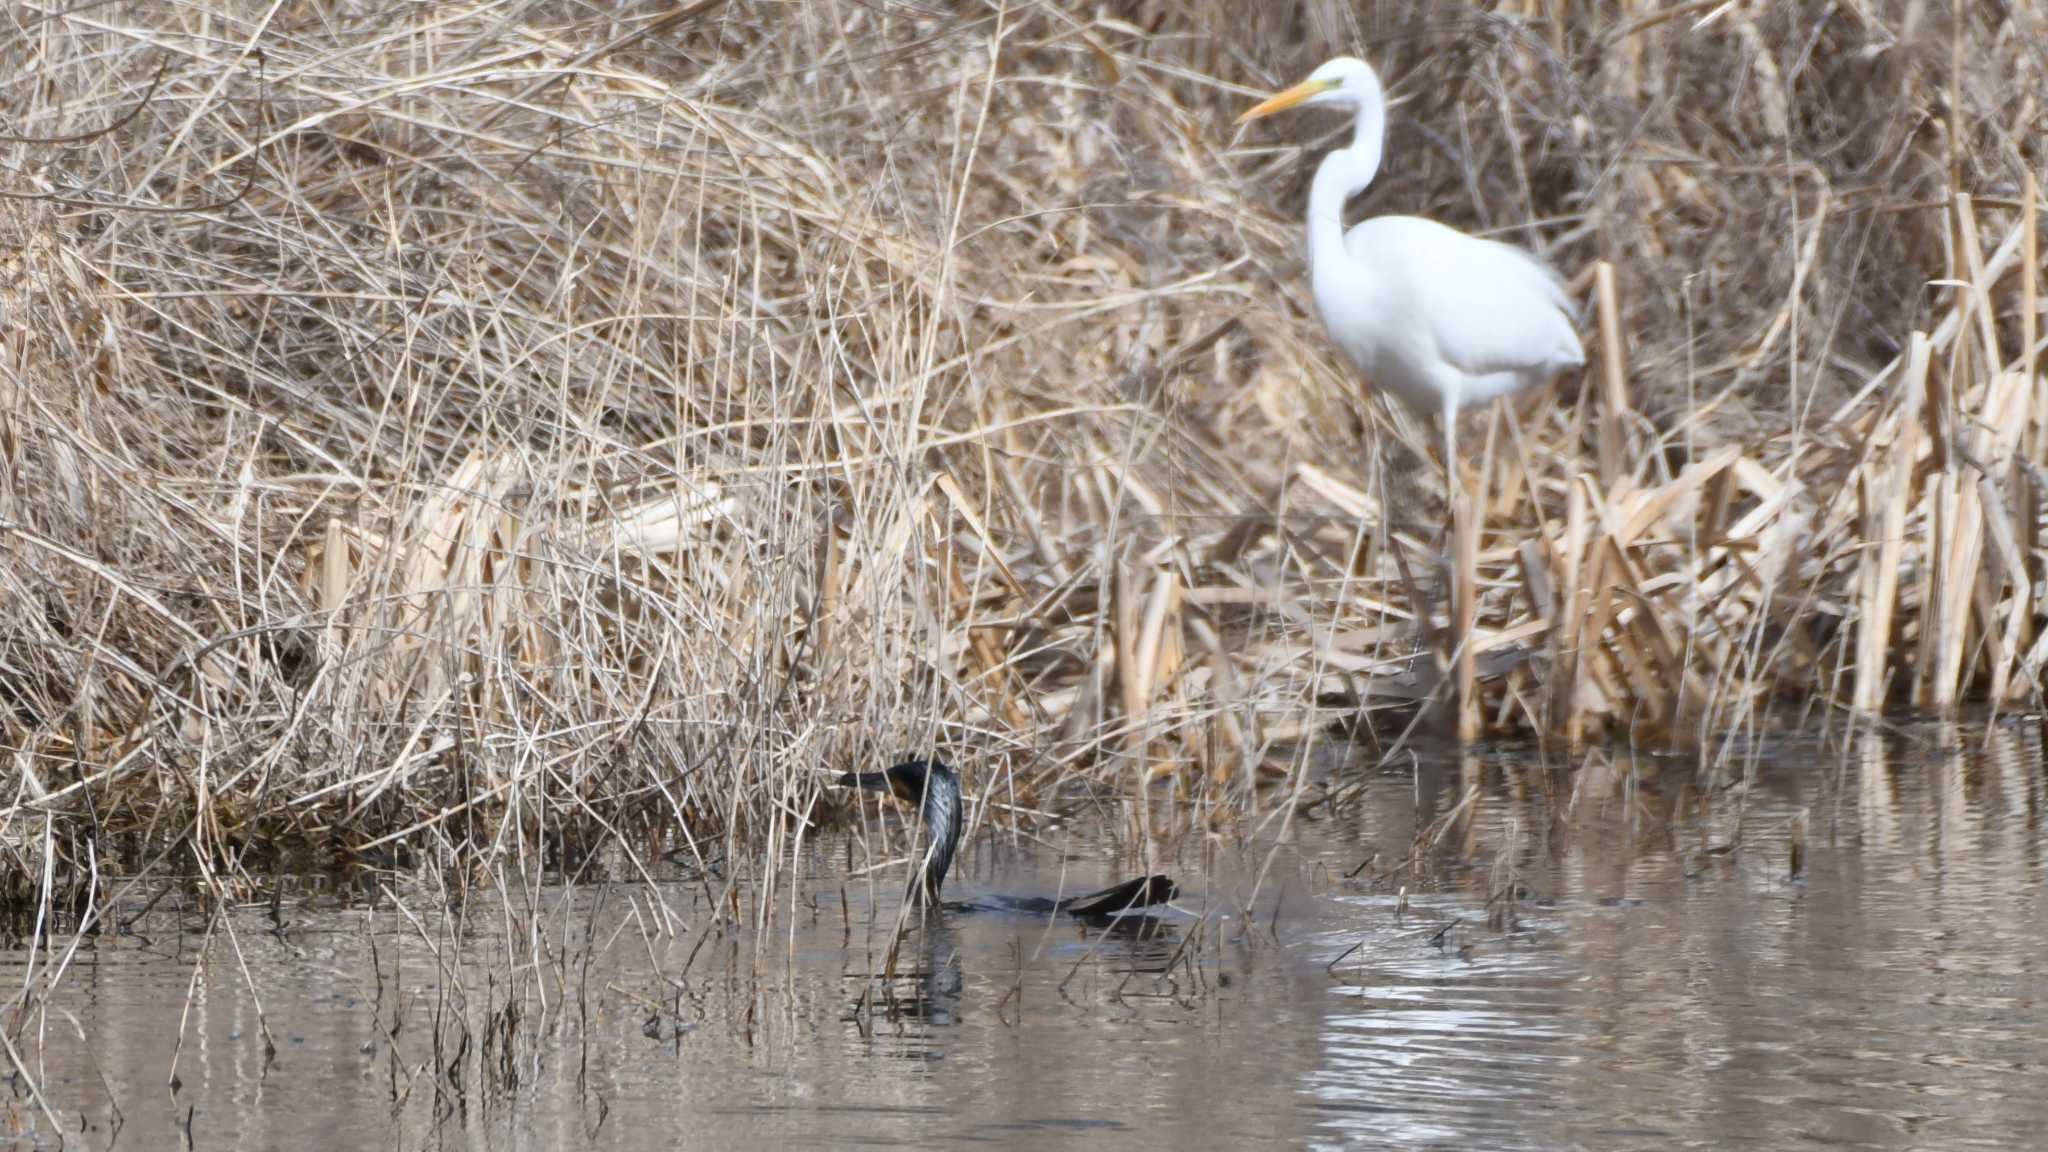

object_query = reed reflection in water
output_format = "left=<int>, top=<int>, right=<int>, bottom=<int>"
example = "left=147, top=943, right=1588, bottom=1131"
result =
left=4, top=723, right=2041, bottom=1150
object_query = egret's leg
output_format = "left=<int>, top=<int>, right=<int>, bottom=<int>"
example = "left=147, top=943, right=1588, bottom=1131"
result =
left=1443, top=397, right=1478, bottom=741
left=1441, top=393, right=1460, bottom=621
left=1442, top=397, right=1459, bottom=503
left=1440, top=393, right=1460, bottom=615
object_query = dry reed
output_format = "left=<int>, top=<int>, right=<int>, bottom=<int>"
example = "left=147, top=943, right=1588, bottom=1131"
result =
left=0, top=1, right=2043, bottom=908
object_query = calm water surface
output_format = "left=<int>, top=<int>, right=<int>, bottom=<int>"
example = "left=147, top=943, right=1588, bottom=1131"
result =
left=6, top=724, right=2043, bottom=1150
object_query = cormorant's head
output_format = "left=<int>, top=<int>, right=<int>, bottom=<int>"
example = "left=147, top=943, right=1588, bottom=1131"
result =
left=835, top=758, right=947, bottom=806
left=835, top=757, right=963, bottom=905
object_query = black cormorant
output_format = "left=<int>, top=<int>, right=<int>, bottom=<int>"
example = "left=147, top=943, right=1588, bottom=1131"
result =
left=835, top=758, right=1177, bottom=917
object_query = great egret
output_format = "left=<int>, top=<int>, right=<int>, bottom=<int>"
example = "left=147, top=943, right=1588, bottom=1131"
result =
left=1237, top=56, right=1585, bottom=739
left=1236, top=56, right=1584, bottom=489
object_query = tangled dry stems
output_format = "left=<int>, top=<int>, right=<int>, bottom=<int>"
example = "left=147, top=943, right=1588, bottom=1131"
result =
left=0, top=1, right=2043, bottom=902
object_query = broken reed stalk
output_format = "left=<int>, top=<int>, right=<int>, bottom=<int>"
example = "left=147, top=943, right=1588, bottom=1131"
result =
left=1925, top=193, right=2030, bottom=712
left=2026, top=172, right=2040, bottom=423
left=1453, top=486, right=1480, bottom=742
left=2025, top=173, right=2042, bottom=632
left=1853, top=332, right=1930, bottom=713
left=1594, top=262, right=1632, bottom=496
left=1554, top=479, right=1591, bottom=749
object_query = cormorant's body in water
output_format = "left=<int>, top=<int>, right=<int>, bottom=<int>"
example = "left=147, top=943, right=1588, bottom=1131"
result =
left=835, top=758, right=1176, bottom=919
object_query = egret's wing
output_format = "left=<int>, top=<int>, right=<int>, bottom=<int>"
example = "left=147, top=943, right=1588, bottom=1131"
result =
left=1346, top=217, right=1584, bottom=379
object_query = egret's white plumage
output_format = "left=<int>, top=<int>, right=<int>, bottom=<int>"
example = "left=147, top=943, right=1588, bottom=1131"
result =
left=1239, top=57, right=1584, bottom=479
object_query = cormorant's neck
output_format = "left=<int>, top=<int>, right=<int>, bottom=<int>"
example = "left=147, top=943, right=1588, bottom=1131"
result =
left=910, top=772, right=963, bottom=904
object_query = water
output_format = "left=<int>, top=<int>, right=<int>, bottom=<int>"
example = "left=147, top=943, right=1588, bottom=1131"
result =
left=5, top=724, right=2043, bottom=1150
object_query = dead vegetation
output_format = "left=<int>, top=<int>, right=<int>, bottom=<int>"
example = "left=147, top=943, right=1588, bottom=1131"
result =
left=0, top=1, right=2044, bottom=902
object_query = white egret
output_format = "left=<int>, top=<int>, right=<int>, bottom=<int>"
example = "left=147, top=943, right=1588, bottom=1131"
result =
left=1236, top=56, right=1584, bottom=489
left=1238, top=56, right=1585, bottom=738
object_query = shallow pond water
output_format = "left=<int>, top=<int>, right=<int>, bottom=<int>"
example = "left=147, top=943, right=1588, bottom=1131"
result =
left=4, top=723, right=2044, bottom=1150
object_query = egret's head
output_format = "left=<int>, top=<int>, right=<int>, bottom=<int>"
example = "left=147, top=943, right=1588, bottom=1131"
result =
left=1237, top=56, right=1382, bottom=124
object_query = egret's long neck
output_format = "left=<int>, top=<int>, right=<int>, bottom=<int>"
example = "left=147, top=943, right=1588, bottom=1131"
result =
left=1307, top=100, right=1384, bottom=270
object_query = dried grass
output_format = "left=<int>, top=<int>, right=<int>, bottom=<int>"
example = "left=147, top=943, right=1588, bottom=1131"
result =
left=0, top=1, right=2044, bottom=902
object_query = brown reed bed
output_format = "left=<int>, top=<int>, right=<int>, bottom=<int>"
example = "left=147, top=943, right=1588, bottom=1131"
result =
left=0, top=2, right=2043, bottom=910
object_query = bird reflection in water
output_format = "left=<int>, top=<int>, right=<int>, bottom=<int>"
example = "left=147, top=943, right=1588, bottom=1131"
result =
left=835, top=758, right=1182, bottom=1033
